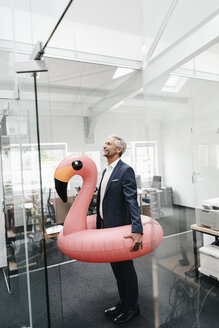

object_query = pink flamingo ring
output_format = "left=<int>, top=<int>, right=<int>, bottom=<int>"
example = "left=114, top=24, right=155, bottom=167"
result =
left=54, top=154, right=163, bottom=263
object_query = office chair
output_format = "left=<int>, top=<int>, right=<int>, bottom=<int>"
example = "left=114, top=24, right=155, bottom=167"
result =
left=151, top=176, right=161, bottom=189
left=142, top=176, right=162, bottom=200
left=35, top=188, right=63, bottom=241
left=142, top=176, right=163, bottom=219
left=45, top=188, right=56, bottom=224
left=135, top=175, right=141, bottom=189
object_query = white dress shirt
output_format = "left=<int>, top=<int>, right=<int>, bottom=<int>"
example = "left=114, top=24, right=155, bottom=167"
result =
left=99, top=158, right=120, bottom=219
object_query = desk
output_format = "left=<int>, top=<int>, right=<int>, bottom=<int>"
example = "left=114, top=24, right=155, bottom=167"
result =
left=191, top=224, right=219, bottom=278
left=137, top=189, right=148, bottom=213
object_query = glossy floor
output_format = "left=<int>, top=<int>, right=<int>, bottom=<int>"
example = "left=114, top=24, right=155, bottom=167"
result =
left=1, top=205, right=219, bottom=328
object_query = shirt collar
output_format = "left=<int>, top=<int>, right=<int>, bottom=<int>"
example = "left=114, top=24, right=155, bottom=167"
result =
left=106, top=158, right=120, bottom=170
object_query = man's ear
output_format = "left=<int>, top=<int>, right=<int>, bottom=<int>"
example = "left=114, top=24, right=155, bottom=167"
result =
left=117, top=147, right=122, bottom=155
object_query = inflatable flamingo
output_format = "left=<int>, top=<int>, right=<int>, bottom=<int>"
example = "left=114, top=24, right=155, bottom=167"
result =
left=54, top=155, right=163, bottom=263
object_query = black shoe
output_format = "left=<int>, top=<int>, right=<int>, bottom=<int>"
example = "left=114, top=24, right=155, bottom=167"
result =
left=113, top=307, right=140, bottom=324
left=104, top=304, right=123, bottom=319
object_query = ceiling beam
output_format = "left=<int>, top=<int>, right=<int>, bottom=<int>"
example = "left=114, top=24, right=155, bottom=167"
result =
left=0, top=39, right=142, bottom=70
left=84, top=70, right=142, bottom=143
left=146, top=0, right=179, bottom=61
left=171, top=67, right=219, bottom=82
left=89, top=70, right=142, bottom=116
left=145, top=8, right=219, bottom=86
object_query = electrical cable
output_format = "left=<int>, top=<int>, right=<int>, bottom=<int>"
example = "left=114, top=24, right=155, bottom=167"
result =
left=164, top=253, right=202, bottom=326
left=192, top=285, right=216, bottom=328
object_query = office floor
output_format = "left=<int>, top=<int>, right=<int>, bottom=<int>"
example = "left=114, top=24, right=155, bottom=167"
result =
left=1, top=204, right=219, bottom=328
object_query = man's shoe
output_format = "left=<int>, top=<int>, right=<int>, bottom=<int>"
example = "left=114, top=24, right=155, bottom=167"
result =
left=104, top=304, right=123, bottom=319
left=113, top=307, right=140, bottom=324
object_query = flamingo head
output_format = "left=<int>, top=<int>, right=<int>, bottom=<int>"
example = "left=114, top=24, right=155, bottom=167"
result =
left=54, top=154, right=97, bottom=203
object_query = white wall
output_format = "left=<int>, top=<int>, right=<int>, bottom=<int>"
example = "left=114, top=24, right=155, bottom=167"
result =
left=50, top=116, right=85, bottom=152
left=161, top=79, right=219, bottom=208
left=37, top=109, right=166, bottom=192
left=95, top=115, right=147, bottom=147
left=40, top=112, right=150, bottom=153
left=162, top=118, right=195, bottom=207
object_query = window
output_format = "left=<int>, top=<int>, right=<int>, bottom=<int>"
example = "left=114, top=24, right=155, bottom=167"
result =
left=5, top=143, right=67, bottom=194
left=5, top=142, right=157, bottom=194
left=132, top=141, right=157, bottom=186
left=40, top=144, right=67, bottom=190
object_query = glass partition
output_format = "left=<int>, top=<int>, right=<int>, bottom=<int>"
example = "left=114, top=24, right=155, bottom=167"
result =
left=143, top=5, right=219, bottom=325
left=0, top=96, right=50, bottom=327
left=2, top=1, right=219, bottom=327
left=0, top=0, right=53, bottom=323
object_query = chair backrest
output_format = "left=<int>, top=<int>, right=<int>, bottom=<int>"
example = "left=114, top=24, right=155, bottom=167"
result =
left=135, top=175, right=141, bottom=189
left=47, top=188, right=56, bottom=223
left=151, top=176, right=161, bottom=189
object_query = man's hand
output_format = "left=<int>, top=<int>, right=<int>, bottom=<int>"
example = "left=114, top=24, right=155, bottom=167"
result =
left=124, top=233, right=143, bottom=252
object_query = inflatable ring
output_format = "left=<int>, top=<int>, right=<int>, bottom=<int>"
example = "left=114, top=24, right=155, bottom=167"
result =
left=54, top=155, right=163, bottom=262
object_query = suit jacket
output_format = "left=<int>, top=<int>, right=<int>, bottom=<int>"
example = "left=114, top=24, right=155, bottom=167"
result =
left=96, top=159, right=143, bottom=234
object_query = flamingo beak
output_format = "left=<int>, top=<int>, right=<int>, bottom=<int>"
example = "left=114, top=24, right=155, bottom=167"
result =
left=55, top=179, right=68, bottom=203
left=54, top=166, right=74, bottom=203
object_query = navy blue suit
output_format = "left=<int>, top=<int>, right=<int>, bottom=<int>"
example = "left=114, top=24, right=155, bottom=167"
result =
left=96, top=159, right=143, bottom=310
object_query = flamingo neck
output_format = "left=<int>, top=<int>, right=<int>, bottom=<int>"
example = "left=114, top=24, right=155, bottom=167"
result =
left=63, top=175, right=95, bottom=236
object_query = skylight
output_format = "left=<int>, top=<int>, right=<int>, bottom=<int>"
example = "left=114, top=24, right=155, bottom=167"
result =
left=112, top=67, right=134, bottom=79
left=162, top=75, right=188, bottom=93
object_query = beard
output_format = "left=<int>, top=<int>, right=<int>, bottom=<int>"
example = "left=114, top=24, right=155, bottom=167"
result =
left=103, top=149, right=109, bottom=157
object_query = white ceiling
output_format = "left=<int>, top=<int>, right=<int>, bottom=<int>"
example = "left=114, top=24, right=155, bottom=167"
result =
left=1, top=0, right=219, bottom=121
left=1, top=0, right=219, bottom=40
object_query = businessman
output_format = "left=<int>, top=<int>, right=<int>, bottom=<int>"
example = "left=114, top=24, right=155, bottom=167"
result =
left=96, top=135, right=143, bottom=324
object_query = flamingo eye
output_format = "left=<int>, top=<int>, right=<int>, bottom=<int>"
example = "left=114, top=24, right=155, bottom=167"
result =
left=72, top=160, right=83, bottom=170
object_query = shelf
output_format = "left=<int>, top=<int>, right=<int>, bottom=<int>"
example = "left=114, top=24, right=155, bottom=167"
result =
left=191, top=224, right=219, bottom=236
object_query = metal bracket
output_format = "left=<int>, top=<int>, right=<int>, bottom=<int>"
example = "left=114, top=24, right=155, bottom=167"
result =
left=15, top=59, right=47, bottom=74
left=29, top=41, right=44, bottom=60
left=15, top=41, right=48, bottom=74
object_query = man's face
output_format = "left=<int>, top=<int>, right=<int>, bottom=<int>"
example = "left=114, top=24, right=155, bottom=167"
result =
left=103, top=138, right=121, bottom=158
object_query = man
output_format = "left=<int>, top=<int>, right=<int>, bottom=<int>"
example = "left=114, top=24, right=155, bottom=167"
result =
left=96, top=135, right=143, bottom=324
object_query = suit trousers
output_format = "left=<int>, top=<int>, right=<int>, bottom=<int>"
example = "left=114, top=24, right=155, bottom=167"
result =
left=100, top=219, right=139, bottom=310
left=110, top=260, right=139, bottom=310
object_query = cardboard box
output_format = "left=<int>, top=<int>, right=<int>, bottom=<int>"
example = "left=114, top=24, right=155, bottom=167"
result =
left=52, top=196, right=75, bottom=224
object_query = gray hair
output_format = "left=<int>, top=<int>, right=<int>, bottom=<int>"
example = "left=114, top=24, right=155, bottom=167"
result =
left=108, top=135, right=127, bottom=156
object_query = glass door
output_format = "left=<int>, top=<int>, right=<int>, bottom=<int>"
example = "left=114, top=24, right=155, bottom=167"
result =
left=0, top=72, right=51, bottom=328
